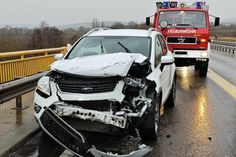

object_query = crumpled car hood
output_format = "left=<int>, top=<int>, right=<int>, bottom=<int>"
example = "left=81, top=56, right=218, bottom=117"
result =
left=51, top=52, right=147, bottom=77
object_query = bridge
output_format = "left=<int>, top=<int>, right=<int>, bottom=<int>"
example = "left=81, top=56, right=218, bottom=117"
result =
left=0, top=42, right=236, bottom=157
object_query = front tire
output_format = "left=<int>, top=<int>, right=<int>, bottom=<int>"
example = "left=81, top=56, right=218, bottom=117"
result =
left=199, top=61, right=208, bottom=77
left=139, top=89, right=160, bottom=141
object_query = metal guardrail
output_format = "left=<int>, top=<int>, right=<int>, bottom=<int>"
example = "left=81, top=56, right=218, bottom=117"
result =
left=210, top=43, right=236, bottom=55
left=0, top=47, right=67, bottom=84
left=211, top=41, right=236, bottom=47
left=0, top=47, right=66, bottom=157
left=0, top=73, right=44, bottom=157
left=0, top=72, right=47, bottom=104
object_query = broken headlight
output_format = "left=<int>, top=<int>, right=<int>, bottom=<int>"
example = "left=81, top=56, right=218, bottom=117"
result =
left=123, top=77, right=146, bottom=97
left=124, top=77, right=145, bottom=88
left=36, top=76, right=51, bottom=97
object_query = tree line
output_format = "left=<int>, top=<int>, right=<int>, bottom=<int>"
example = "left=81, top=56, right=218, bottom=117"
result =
left=0, top=22, right=90, bottom=53
left=211, top=24, right=236, bottom=39
left=0, top=21, right=235, bottom=53
left=0, top=21, right=149, bottom=53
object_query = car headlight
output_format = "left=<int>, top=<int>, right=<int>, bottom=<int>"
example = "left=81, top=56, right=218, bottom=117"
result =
left=37, top=76, right=51, bottom=96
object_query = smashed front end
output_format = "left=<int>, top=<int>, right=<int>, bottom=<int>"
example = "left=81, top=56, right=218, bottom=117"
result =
left=34, top=53, right=155, bottom=157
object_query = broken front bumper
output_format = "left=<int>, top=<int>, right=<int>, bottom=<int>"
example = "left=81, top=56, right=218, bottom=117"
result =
left=53, top=102, right=127, bottom=129
left=38, top=107, right=151, bottom=157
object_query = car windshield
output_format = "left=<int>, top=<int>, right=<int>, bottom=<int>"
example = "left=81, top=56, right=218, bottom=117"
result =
left=158, top=11, right=207, bottom=28
left=66, top=36, right=151, bottom=59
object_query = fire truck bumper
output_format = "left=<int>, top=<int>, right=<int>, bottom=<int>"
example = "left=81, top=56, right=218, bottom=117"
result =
left=173, top=49, right=210, bottom=67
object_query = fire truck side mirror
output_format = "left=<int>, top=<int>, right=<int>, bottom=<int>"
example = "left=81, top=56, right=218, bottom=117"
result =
left=146, top=17, right=150, bottom=26
left=214, top=17, right=220, bottom=27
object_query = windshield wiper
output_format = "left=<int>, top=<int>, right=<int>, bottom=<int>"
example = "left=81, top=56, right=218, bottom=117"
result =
left=100, top=40, right=104, bottom=53
left=117, top=42, right=131, bottom=53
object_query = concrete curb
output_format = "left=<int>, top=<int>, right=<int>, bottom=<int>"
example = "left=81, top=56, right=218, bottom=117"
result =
left=0, top=117, right=40, bottom=157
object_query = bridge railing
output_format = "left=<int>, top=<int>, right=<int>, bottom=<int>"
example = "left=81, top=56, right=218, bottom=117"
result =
left=0, top=47, right=67, bottom=84
left=210, top=43, right=236, bottom=55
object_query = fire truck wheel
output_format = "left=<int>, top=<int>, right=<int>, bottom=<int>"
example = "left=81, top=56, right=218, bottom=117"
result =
left=139, top=89, right=160, bottom=141
left=38, top=132, right=65, bottom=157
left=199, top=62, right=208, bottom=77
left=194, top=64, right=200, bottom=71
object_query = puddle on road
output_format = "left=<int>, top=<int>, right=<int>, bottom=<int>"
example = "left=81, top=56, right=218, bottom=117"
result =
left=0, top=91, right=34, bottom=136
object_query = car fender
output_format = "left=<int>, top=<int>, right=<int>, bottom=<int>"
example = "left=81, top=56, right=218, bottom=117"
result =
left=146, top=68, right=161, bottom=94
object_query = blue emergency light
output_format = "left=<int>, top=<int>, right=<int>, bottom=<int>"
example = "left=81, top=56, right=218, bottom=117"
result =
left=162, top=1, right=170, bottom=8
left=156, top=1, right=205, bottom=9
left=196, top=1, right=203, bottom=9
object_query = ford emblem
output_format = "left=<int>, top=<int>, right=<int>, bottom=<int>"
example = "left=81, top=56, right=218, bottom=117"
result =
left=81, top=87, right=93, bottom=93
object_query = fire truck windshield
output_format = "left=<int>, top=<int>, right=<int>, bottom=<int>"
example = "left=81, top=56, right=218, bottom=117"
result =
left=158, top=11, right=207, bottom=28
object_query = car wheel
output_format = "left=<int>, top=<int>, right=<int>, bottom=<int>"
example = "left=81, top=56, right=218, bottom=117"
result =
left=165, top=77, right=176, bottom=108
left=38, top=132, right=65, bottom=157
left=199, top=61, right=208, bottom=77
left=139, top=89, right=160, bottom=141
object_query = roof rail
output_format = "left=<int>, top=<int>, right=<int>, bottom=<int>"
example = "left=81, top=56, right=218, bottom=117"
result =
left=148, top=28, right=156, bottom=36
left=85, top=27, right=111, bottom=36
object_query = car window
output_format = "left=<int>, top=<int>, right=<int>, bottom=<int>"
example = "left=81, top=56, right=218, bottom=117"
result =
left=157, top=35, right=168, bottom=56
left=155, top=36, right=162, bottom=67
left=67, top=36, right=151, bottom=59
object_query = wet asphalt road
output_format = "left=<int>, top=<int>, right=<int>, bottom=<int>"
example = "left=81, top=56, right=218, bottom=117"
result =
left=210, top=51, right=236, bottom=85
left=9, top=50, right=236, bottom=157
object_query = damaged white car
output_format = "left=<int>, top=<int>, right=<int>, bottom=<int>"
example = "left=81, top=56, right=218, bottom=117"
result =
left=34, top=28, right=176, bottom=157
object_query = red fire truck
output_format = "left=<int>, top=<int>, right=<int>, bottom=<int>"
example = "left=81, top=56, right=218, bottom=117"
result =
left=146, top=1, right=220, bottom=77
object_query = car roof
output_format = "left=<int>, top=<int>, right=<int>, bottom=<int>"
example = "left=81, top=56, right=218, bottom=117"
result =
left=87, top=29, right=161, bottom=37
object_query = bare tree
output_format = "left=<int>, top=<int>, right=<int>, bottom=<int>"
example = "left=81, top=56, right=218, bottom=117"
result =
left=92, top=18, right=100, bottom=28
left=28, top=22, right=64, bottom=49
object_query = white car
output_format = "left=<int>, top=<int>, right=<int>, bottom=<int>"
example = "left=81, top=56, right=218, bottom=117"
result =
left=34, top=28, right=176, bottom=157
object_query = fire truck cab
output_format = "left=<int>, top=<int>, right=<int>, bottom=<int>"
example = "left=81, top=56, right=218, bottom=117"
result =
left=146, top=1, right=220, bottom=77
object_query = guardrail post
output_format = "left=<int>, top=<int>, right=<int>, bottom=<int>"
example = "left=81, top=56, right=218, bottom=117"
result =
left=15, top=95, right=23, bottom=124
left=16, top=95, right=22, bottom=109
left=211, top=43, right=235, bottom=55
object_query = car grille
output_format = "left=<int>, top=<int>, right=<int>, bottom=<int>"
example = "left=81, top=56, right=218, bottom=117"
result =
left=167, top=37, right=196, bottom=44
left=56, top=74, right=120, bottom=94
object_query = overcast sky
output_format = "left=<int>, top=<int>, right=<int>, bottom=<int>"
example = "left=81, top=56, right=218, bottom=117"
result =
left=0, top=0, right=235, bottom=26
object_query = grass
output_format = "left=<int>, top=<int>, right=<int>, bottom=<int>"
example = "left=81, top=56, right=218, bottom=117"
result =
left=211, top=36, right=236, bottom=42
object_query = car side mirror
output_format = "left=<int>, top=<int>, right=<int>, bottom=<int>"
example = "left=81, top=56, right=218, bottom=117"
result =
left=160, top=55, right=174, bottom=71
left=146, top=17, right=150, bottom=26
left=54, top=54, right=64, bottom=60
left=214, top=17, right=220, bottom=27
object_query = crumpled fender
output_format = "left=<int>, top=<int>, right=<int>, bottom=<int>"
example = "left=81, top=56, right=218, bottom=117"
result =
left=146, top=68, right=161, bottom=94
